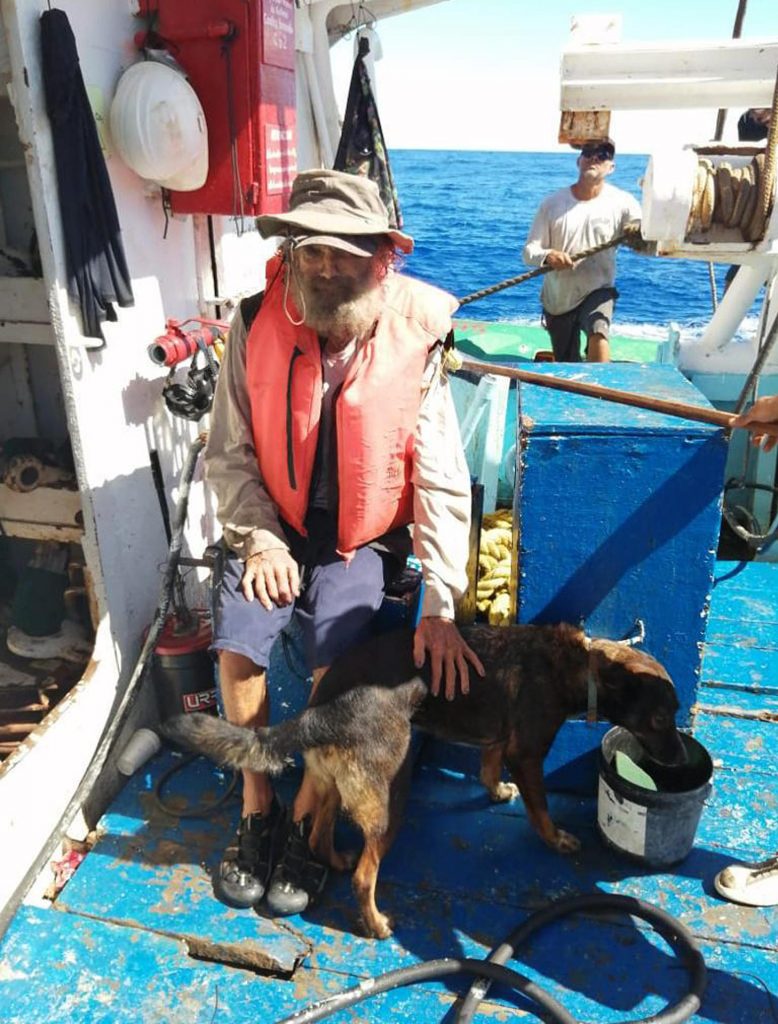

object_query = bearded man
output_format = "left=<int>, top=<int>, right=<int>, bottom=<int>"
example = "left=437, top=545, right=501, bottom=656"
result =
left=204, top=169, right=482, bottom=917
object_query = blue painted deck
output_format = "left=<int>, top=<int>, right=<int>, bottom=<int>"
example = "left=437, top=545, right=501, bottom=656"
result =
left=2, top=559, right=777, bottom=1023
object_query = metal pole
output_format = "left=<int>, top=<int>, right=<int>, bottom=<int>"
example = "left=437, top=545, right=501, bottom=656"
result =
left=456, top=355, right=736, bottom=429
left=713, top=0, right=749, bottom=142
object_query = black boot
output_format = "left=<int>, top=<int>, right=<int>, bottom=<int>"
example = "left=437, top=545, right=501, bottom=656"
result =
left=265, top=813, right=329, bottom=916
left=213, top=798, right=284, bottom=909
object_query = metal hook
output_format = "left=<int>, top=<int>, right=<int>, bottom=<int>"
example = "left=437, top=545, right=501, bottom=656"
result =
left=343, top=2, right=376, bottom=38
left=581, top=618, right=646, bottom=647
left=357, top=3, right=377, bottom=30
left=621, top=619, right=646, bottom=647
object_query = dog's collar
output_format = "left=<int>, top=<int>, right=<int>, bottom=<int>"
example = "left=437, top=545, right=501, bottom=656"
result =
left=584, top=636, right=598, bottom=725
left=587, top=670, right=598, bottom=724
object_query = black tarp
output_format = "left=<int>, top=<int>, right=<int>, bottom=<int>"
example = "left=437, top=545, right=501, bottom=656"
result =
left=334, top=36, right=402, bottom=230
left=40, top=8, right=133, bottom=341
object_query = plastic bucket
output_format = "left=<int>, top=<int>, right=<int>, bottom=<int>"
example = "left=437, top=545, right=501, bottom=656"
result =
left=152, top=612, right=217, bottom=719
left=597, top=726, right=713, bottom=867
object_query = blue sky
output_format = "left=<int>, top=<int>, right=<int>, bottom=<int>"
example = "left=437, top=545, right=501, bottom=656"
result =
left=330, top=0, right=778, bottom=153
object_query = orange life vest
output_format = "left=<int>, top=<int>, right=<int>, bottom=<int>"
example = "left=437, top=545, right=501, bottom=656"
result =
left=246, top=255, right=457, bottom=558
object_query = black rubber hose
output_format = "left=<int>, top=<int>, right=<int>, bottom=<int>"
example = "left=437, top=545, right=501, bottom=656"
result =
left=274, top=892, right=706, bottom=1024
left=0, top=434, right=206, bottom=941
left=458, top=893, right=706, bottom=1024
left=275, top=957, right=576, bottom=1024
left=152, top=752, right=238, bottom=818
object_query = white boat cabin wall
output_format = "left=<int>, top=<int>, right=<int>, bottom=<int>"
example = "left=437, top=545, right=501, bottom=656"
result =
left=0, top=2, right=205, bottom=780
left=0, top=6, right=87, bottom=761
left=0, top=0, right=262, bottom=911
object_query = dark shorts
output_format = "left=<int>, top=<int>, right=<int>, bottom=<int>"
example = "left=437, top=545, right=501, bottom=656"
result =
left=542, top=287, right=617, bottom=362
left=211, top=513, right=395, bottom=672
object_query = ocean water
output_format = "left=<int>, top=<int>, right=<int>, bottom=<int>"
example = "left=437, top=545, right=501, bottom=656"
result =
left=390, top=149, right=755, bottom=340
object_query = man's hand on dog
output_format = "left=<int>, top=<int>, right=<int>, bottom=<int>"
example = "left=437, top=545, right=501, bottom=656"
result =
left=241, top=549, right=300, bottom=609
left=414, top=617, right=485, bottom=701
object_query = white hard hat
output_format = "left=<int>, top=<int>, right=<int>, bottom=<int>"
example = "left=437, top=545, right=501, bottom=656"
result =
left=109, top=60, right=208, bottom=192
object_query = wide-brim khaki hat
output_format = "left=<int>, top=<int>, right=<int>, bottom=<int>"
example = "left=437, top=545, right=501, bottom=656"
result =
left=257, top=169, right=414, bottom=254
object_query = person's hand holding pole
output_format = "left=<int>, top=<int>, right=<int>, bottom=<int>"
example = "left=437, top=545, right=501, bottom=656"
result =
left=733, top=395, right=778, bottom=453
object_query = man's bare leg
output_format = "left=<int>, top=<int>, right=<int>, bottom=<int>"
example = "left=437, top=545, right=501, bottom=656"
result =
left=586, top=331, right=610, bottom=362
left=213, top=650, right=281, bottom=908
left=219, top=650, right=273, bottom=816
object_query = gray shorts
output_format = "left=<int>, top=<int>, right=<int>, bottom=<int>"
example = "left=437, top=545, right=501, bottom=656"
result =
left=211, top=515, right=392, bottom=672
left=542, top=287, right=617, bottom=362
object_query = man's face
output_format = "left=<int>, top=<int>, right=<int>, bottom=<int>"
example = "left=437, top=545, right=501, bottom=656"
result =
left=577, top=143, right=614, bottom=183
left=292, top=242, right=386, bottom=340
left=294, top=244, right=375, bottom=307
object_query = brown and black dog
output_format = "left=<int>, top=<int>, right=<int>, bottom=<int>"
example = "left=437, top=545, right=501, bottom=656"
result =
left=165, top=622, right=685, bottom=939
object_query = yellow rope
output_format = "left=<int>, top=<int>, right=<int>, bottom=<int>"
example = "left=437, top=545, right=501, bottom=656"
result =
left=476, top=509, right=513, bottom=625
left=757, top=68, right=778, bottom=243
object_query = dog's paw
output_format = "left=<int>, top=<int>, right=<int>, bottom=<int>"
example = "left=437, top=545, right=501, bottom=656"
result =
left=363, top=912, right=393, bottom=940
left=552, top=829, right=581, bottom=854
left=489, top=781, right=520, bottom=803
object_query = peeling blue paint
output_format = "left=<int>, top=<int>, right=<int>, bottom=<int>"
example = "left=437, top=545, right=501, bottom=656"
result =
left=0, top=563, right=776, bottom=1023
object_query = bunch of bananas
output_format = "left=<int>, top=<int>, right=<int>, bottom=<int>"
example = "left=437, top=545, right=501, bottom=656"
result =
left=476, top=509, right=513, bottom=625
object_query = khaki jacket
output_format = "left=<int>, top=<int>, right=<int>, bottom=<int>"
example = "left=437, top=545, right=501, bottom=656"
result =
left=204, top=276, right=471, bottom=618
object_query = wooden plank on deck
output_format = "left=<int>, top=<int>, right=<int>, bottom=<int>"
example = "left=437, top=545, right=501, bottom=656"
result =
left=695, top=713, right=778, bottom=773
left=0, top=906, right=469, bottom=1024
left=701, top=644, right=778, bottom=693
left=705, top=619, right=778, bottom=651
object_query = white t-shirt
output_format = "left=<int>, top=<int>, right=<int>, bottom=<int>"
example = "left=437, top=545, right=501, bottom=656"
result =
left=523, top=183, right=641, bottom=315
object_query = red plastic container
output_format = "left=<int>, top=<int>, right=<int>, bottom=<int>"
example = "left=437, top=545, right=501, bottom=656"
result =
left=152, top=612, right=217, bottom=718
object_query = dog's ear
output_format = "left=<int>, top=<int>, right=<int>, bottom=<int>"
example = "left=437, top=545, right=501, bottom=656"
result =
left=591, top=646, right=679, bottom=714
left=591, top=647, right=642, bottom=696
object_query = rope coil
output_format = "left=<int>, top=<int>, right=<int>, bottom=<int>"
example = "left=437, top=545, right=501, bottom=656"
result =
left=688, top=153, right=772, bottom=242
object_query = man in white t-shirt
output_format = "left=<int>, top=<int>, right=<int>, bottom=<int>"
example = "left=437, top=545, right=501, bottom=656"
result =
left=523, top=138, right=641, bottom=362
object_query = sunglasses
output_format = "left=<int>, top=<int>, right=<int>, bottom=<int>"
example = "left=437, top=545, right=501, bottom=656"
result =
left=581, top=145, right=613, bottom=161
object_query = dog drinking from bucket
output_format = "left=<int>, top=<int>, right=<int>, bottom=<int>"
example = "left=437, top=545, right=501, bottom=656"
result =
left=165, top=622, right=686, bottom=939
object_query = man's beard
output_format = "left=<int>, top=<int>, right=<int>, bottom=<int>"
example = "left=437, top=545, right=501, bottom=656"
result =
left=293, top=267, right=386, bottom=340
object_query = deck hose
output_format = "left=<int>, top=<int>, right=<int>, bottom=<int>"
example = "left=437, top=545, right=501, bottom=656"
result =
left=275, top=892, right=706, bottom=1024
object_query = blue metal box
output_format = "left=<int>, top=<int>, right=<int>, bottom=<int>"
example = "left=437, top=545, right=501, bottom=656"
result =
left=515, top=364, right=727, bottom=784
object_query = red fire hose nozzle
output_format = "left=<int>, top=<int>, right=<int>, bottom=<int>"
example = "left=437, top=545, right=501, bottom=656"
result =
left=148, top=318, right=228, bottom=368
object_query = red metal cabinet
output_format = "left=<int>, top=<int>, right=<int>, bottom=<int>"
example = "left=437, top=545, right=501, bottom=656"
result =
left=137, top=0, right=296, bottom=216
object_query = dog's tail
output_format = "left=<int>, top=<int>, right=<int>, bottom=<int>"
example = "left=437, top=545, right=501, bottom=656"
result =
left=163, top=678, right=427, bottom=773
left=162, top=713, right=308, bottom=775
